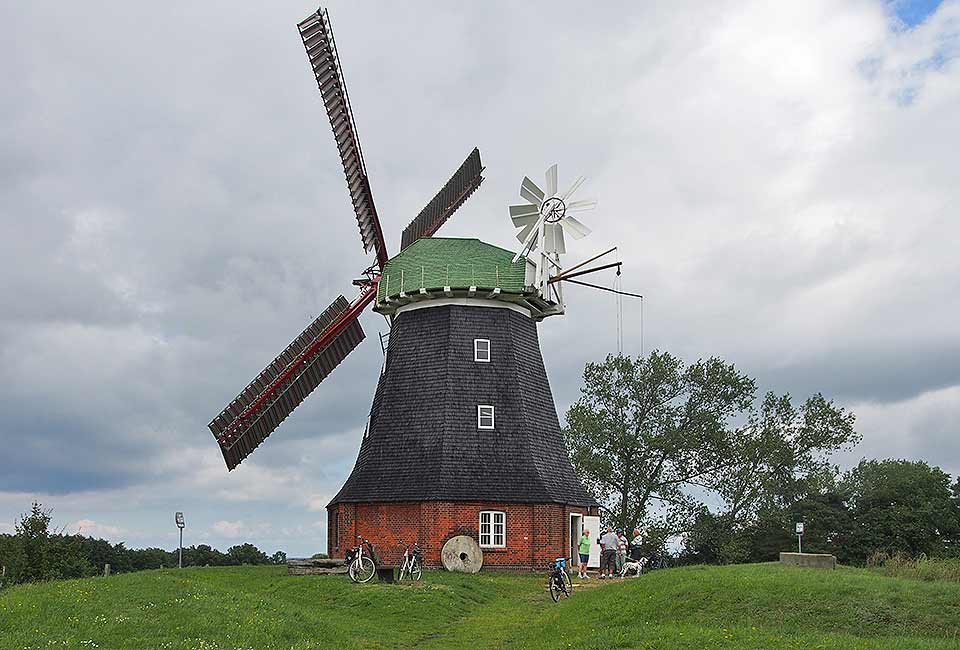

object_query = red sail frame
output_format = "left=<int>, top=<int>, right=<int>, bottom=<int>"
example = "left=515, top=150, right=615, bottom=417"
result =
left=214, top=282, right=377, bottom=449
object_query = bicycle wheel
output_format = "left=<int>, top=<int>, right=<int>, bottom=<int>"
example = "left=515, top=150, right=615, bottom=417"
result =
left=411, top=557, right=423, bottom=581
left=549, top=576, right=562, bottom=602
left=399, top=559, right=408, bottom=582
left=562, top=569, right=573, bottom=594
left=350, top=556, right=376, bottom=583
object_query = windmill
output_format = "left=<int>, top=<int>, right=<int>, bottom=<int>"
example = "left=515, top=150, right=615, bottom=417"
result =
left=207, top=8, right=485, bottom=471
left=208, top=7, right=636, bottom=571
left=509, top=165, right=597, bottom=304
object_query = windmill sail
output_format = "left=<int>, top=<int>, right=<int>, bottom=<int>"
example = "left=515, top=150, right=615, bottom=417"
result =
left=299, top=9, right=388, bottom=268
left=400, top=148, right=484, bottom=251
left=209, top=294, right=367, bottom=470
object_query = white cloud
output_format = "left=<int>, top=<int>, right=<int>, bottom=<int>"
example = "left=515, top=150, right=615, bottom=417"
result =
left=68, top=519, right=127, bottom=538
left=212, top=520, right=244, bottom=539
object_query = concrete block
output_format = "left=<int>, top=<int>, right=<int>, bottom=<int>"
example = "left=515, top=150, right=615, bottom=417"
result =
left=779, top=552, right=836, bottom=569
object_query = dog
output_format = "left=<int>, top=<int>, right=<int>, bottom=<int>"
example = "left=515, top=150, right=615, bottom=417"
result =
left=619, top=557, right=648, bottom=577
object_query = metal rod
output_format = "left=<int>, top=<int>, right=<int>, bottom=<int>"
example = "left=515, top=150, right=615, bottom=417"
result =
left=640, top=296, right=644, bottom=356
left=548, top=261, right=622, bottom=284
left=561, top=278, right=643, bottom=298
left=179, top=528, right=183, bottom=569
left=557, top=247, right=617, bottom=278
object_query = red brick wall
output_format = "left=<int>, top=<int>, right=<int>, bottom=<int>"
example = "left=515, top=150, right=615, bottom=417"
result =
left=327, top=501, right=597, bottom=570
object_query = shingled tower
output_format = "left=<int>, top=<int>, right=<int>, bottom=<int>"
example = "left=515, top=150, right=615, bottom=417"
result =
left=327, top=239, right=598, bottom=569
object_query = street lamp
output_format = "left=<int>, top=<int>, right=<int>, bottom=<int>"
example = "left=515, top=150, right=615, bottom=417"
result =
left=795, top=522, right=804, bottom=553
left=175, top=512, right=185, bottom=568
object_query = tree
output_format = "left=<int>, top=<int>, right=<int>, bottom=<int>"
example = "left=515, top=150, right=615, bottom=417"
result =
left=184, top=544, right=227, bottom=567
left=746, top=488, right=853, bottom=562
left=15, top=502, right=54, bottom=583
left=564, top=351, right=755, bottom=533
left=271, top=551, right=287, bottom=565
left=712, top=392, right=858, bottom=525
left=842, top=459, right=960, bottom=560
left=679, top=508, right=745, bottom=565
left=226, top=543, right=269, bottom=565
left=0, top=533, right=25, bottom=587
left=565, top=351, right=857, bottom=542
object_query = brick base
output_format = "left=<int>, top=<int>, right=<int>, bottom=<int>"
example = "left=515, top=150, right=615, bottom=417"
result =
left=328, top=501, right=598, bottom=570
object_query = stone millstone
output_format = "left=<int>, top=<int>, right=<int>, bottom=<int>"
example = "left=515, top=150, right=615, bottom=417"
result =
left=441, top=536, right=483, bottom=573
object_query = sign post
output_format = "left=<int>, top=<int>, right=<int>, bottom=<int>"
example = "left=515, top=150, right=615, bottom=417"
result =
left=795, top=522, right=804, bottom=553
left=175, top=512, right=185, bottom=569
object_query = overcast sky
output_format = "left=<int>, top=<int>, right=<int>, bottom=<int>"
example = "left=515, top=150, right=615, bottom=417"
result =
left=1, top=0, right=957, bottom=557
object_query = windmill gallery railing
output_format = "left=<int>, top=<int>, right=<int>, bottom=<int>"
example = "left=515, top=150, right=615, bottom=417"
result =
left=378, top=264, right=524, bottom=300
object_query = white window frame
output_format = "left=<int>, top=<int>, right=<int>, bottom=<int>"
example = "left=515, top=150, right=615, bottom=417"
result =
left=474, top=338, right=491, bottom=362
left=479, top=510, right=506, bottom=548
left=477, top=405, right=495, bottom=430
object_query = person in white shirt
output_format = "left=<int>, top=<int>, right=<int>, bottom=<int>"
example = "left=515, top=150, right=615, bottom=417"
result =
left=598, top=527, right=620, bottom=579
left=615, top=528, right=628, bottom=575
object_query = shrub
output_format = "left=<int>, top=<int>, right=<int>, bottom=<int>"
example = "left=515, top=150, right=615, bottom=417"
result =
left=868, top=551, right=960, bottom=582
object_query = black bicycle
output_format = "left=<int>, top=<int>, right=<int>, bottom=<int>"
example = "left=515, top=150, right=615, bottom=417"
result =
left=548, top=556, right=573, bottom=602
left=645, top=551, right=670, bottom=572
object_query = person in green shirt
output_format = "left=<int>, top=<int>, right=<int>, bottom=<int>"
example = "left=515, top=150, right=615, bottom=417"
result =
left=577, top=528, right=592, bottom=578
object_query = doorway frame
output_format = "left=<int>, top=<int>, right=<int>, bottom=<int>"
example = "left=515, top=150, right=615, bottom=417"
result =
left=569, top=512, right=583, bottom=566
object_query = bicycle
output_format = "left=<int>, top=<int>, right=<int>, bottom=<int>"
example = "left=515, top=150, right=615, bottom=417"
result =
left=345, top=535, right=378, bottom=583
left=548, top=556, right=573, bottom=602
left=397, top=540, right=423, bottom=581
left=646, top=552, right=670, bottom=572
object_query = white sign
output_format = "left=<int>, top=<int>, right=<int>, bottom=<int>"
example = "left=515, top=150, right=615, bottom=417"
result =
left=795, top=522, right=804, bottom=535
left=175, top=512, right=185, bottom=528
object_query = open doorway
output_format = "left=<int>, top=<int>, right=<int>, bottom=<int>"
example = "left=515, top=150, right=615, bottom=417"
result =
left=569, top=513, right=583, bottom=562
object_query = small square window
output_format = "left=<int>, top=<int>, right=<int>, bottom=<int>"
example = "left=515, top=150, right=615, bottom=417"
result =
left=474, top=338, right=491, bottom=362
left=477, top=405, right=495, bottom=429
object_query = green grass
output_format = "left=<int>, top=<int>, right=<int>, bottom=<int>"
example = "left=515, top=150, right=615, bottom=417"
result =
left=869, top=553, right=960, bottom=583
left=2, top=563, right=959, bottom=649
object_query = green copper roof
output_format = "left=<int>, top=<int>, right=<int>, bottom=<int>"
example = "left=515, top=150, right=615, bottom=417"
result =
left=377, top=238, right=527, bottom=303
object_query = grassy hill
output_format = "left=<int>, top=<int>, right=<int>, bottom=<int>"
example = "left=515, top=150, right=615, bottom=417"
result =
left=1, top=563, right=958, bottom=649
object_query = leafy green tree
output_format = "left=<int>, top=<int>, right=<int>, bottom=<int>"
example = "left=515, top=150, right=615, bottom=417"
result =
left=565, top=351, right=858, bottom=545
left=679, top=508, right=744, bottom=565
left=564, top=351, right=755, bottom=533
left=842, top=459, right=960, bottom=560
left=128, top=547, right=176, bottom=570
left=227, top=543, right=270, bottom=565
left=15, top=503, right=54, bottom=583
left=746, top=488, right=853, bottom=562
left=47, top=536, right=96, bottom=579
left=713, top=393, right=858, bottom=524
left=184, top=544, right=227, bottom=567
left=0, top=533, right=25, bottom=587
left=271, top=551, right=287, bottom=565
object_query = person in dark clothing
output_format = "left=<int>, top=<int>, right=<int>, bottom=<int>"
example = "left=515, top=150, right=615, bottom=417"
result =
left=628, top=527, right=644, bottom=561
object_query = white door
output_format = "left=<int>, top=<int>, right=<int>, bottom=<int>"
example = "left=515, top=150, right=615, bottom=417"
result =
left=583, top=515, right=601, bottom=568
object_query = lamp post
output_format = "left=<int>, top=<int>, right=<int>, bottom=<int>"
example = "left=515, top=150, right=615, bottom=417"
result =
left=175, top=512, right=185, bottom=568
left=795, top=522, right=804, bottom=554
